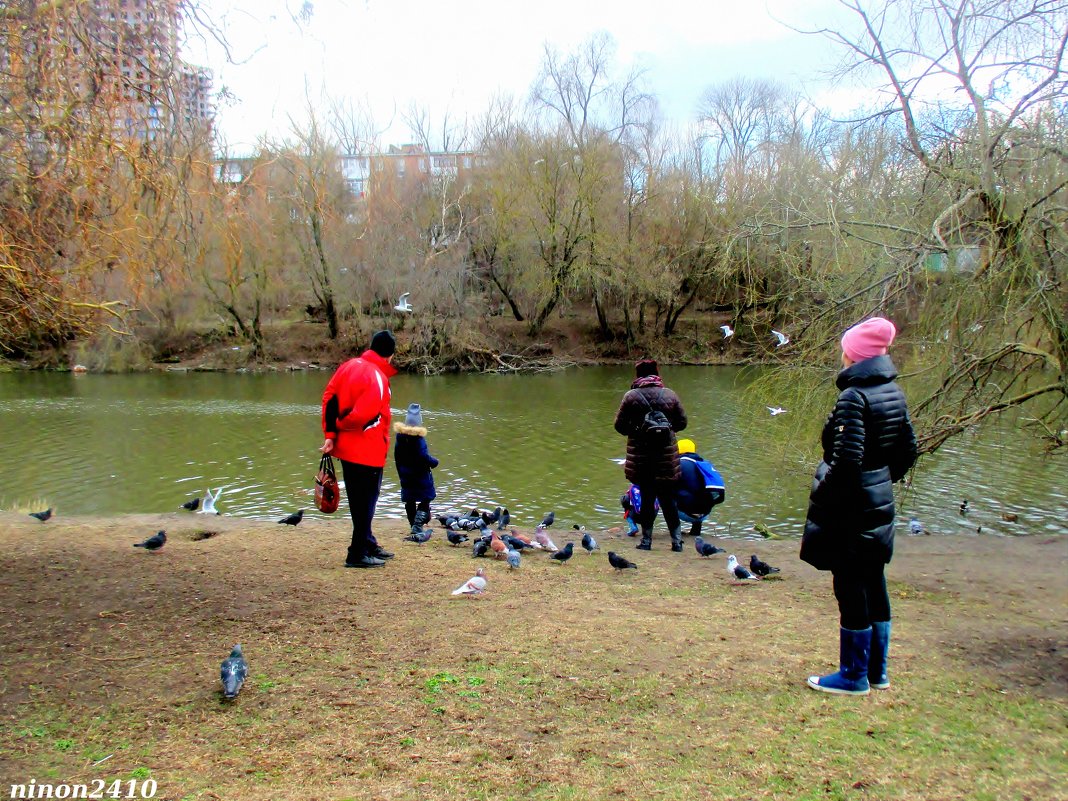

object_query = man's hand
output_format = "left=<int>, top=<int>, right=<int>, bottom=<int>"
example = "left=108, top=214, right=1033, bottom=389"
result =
left=320, top=438, right=334, bottom=454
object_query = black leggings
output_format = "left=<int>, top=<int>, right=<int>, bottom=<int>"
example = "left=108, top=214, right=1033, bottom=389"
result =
left=404, top=500, right=431, bottom=526
left=635, top=480, right=681, bottom=533
left=832, top=564, right=891, bottom=630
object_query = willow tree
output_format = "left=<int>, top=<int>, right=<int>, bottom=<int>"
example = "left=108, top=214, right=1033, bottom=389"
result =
left=0, top=0, right=210, bottom=357
left=790, top=0, right=1068, bottom=452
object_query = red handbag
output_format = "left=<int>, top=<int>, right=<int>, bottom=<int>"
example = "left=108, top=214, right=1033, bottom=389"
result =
left=315, top=454, right=340, bottom=514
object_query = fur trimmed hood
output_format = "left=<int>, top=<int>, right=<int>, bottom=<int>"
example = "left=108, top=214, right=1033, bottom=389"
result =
left=394, top=422, right=428, bottom=437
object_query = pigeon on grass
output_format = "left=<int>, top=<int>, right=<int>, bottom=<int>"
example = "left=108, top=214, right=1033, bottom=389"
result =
left=134, top=531, right=167, bottom=551
left=726, top=555, right=760, bottom=581
left=220, top=644, right=248, bottom=700
left=608, top=551, right=638, bottom=572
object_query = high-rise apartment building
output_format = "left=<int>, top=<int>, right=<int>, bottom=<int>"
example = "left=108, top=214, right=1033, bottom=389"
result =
left=0, top=0, right=212, bottom=143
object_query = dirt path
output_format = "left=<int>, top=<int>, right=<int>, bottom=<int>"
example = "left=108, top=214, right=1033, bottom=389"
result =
left=1, top=512, right=1065, bottom=800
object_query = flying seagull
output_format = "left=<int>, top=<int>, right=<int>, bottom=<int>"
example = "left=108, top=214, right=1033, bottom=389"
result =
left=394, top=292, right=413, bottom=313
left=726, top=554, right=761, bottom=581
left=278, top=509, right=304, bottom=526
left=134, top=530, right=167, bottom=551
left=220, top=644, right=248, bottom=700
left=771, top=330, right=790, bottom=347
left=198, top=487, right=223, bottom=515
left=720, top=325, right=734, bottom=338
left=28, top=508, right=53, bottom=522
left=767, top=406, right=788, bottom=416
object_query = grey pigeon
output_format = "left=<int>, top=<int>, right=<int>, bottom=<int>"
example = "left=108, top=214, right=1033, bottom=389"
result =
left=472, top=539, right=489, bottom=558
left=179, top=497, right=200, bottom=512
left=220, top=644, right=248, bottom=699
left=505, top=548, right=521, bottom=569
left=134, top=530, right=167, bottom=551
left=749, top=554, right=780, bottom=576
left=447, top=531, right=470, bottom=546
left=497, top=508, right=511, bottom=530
left=278, top=509, right=304, bottom=526
left=549, top=542, right=574, bottom=564
left=578, top=527, right=597, bottom=554
left=481, top=506, right=502, bottom=525
left=726, top=554, right=760, bottom=581
left=908, top=518, right=924, bottom=535
left=694, top=536, right=725, bottom=557
left=541, top=511, right=555, bottom=528
left=502, top=534, right=533, bottom=551
left=28, top=508, right=53, bottom=522
left=959, top=498, right=969, bottom=515
left=608, top=551, right=638, bottom=571
left=404, top=527, right=432, bottom=544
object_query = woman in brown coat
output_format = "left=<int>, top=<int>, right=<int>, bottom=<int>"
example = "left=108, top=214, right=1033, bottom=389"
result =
left=613, top=359, right=688, bottom=551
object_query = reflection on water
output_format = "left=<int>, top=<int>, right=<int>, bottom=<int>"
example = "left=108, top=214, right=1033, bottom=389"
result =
left=0, top=369, right=1063, bottom=538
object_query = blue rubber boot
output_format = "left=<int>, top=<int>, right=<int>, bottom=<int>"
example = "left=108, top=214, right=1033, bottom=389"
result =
left=807, top=627, right=872, bottom=696
left=869, top=620, right=891, bottom=689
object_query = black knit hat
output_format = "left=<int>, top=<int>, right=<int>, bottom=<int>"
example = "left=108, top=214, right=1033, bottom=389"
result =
left=635, top=358, right=659, bottom=378
left=370, top=330, right=396, bottom=358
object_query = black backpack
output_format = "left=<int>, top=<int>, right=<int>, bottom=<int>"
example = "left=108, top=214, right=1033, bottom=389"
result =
left=635, top=392, right=672, bottom=439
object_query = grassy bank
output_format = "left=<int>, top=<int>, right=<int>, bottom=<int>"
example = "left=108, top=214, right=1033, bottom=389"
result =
left=0, top=513, right=1064, bottom=800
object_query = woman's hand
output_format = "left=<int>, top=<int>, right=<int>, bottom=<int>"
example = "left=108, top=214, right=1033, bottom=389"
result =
left=320, top=439, right=334, bottom=454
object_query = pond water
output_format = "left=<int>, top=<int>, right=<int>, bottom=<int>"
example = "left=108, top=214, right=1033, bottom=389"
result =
left=0, top=367, right=1063, bottom=538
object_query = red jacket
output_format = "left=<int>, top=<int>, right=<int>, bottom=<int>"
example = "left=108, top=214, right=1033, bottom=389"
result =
left=321, top=350, right=399, bottom=467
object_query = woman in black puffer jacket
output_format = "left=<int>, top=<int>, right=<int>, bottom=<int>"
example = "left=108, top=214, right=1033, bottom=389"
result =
left=614, top=359, right=688, bottom=552
left=801, top=317, right=917, bottom=696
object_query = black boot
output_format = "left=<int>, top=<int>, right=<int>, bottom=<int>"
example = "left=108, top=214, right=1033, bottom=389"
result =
left=636, top=527, right=652, bottom=551
left=670, top=527, right=683, bottom=552
left=410, top=509, right=430, bottom=536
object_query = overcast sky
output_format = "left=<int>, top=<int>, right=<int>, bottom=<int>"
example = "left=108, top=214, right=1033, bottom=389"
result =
left=187, top=0, right=869, bottom=153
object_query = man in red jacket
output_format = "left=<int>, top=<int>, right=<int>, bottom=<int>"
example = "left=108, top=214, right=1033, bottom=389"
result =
left=321, top=330, right=399, bottom=568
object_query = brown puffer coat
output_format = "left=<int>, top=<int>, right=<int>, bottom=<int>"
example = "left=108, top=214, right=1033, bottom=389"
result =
left=614, top=384, right=688, bottom=484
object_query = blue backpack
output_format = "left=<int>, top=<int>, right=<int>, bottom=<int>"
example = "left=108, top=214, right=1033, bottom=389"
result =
left=683, top=456, right=725, bottom=492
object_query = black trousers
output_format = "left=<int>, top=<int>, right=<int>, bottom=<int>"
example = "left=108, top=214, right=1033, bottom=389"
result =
left=404, top=500, right=431, bottom=526
left=635, top=480, right=681, bottom=533
left=340, top=460, right=382, bottom=562
left=832, top=563, right=891, bottom=630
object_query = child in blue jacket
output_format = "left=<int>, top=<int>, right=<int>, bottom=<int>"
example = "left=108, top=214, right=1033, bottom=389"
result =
left=394, top=403, right=439, bottom=533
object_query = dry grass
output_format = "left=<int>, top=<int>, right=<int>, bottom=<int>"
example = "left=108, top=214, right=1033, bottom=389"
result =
left=0, top=512, right=1065, bottom=801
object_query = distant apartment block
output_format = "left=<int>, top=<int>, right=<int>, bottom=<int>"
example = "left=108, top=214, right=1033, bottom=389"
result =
left=0, top=0, right=213, bottom=142
left=216, top=145, right=485, bottom=198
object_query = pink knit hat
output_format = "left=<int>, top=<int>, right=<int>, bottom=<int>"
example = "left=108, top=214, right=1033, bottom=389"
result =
left=841, top=317, right=897, bottom=362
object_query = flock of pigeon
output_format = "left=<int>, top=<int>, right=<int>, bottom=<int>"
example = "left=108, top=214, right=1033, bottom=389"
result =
left=428, top=506, right=782, bottom=597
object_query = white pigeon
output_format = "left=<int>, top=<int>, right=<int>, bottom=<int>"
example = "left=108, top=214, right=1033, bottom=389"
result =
left=726, top=554, right=761, bottom=581
left=767, top=406, right=788, bottom=416
left=451, top=568, right=488, bottom=596
left=720, top=324, right=734, bottom=338
left=533, top=526, right=558, bottom=552
left=198, top=487, right=223, bottom=515
left=771, top=330, right=790, bottom=347
left=394, top=292, right=413, bottom=313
